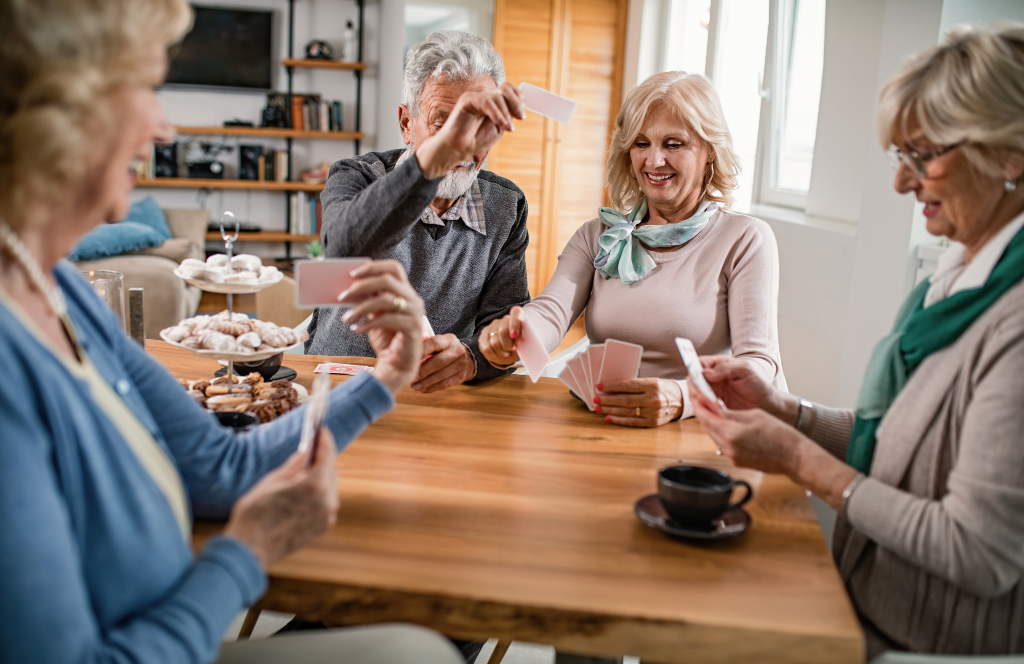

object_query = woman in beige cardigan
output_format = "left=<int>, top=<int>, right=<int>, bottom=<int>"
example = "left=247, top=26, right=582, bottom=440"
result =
left=479, top=71, right=782, bottom=428
left=689, top=24, right=1024, bottom=659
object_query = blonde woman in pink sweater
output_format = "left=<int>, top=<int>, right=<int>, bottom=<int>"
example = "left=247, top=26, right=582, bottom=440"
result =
left=480, top=72, right=783, bottom=427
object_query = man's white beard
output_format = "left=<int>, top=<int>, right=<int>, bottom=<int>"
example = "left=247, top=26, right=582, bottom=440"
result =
left=436, top=160, right=479, bottom=199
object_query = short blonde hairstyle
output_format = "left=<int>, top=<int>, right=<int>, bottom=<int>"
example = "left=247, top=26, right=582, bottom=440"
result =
left=877, top=22, right=1024, bottom=181
left=607, top=71, right=740, bottom=212
left=0, top=0, right=192, bottom=230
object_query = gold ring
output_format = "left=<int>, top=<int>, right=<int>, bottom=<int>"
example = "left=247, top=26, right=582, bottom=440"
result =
left=635, top=406, right=641, bottom=417
left=391, top=295, right=407, bottom=314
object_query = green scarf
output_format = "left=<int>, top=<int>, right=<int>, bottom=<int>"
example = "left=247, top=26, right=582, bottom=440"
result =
left=848, top=225, right=1024, bottom=473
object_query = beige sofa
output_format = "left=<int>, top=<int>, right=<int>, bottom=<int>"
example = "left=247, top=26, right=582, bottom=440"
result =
left=72, top=208, right=208, bottom=338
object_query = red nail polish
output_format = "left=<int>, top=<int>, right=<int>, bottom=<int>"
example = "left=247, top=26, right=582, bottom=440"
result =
left=595, top=405, right=602, bottom=412
left=509, top=330, right=517, bottom=339
left=593, top=396, right=600, bottom=403
left=597, top=383, right=603, bottom=390
left=604, top=416, right=611, bottom=422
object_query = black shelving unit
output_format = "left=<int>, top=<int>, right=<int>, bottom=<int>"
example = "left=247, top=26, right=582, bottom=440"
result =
left=283, top=0, right=364, bottom=257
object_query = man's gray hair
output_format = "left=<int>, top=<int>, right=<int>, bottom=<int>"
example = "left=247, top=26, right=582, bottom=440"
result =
left=403, top=30, right=506, bottom=118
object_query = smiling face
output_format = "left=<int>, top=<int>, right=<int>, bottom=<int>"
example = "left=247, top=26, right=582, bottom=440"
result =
left=399, top=75, right=496, bottom=198
left=88, top=84, right=169, bottom=223
left=629, top=103, right=713, bottom=220
left=893, top=119, right=1023, bottom=251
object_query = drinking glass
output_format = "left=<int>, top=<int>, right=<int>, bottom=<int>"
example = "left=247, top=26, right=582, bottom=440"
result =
left=81, top=270, right=125, bottom=331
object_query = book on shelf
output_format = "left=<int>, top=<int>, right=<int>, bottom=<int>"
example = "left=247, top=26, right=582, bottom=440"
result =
left=291, top=95, right=305, bottom=131
left=274, top=150, right=287, bottom=183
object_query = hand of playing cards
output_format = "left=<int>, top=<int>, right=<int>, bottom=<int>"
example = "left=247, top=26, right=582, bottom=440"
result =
left=557, top=339, right=643, bottom=411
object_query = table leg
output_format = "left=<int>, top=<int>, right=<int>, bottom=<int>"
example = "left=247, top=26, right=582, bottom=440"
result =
left=237, top=607, right=262, bottom=640
left=486, top=639, right=512, bottom=664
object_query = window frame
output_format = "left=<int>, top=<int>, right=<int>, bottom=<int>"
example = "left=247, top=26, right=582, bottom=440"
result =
left=749, top=0, right=823, bottom=210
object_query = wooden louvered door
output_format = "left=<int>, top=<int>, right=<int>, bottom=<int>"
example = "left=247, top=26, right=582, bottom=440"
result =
left=490, top=0, right=629, bottom=296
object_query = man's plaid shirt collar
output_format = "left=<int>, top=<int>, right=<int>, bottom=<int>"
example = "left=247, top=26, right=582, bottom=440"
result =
left=390, top=149, right=487, bottom=236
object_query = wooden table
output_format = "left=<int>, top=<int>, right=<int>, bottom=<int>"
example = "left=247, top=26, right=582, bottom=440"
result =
left=150, top=341, right=863, bottom=664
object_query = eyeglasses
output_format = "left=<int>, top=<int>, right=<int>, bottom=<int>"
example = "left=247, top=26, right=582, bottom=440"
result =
left=886, top=141, right=963, bottom=178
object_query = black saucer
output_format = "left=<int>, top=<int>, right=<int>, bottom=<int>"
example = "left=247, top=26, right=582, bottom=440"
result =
left=214, top=365, right=297, bottom=382
left=634, top=494, right=750, bottom=541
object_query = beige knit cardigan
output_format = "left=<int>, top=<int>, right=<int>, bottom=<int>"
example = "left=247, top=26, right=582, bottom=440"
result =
left=809, top=280, right=1024, bottom=659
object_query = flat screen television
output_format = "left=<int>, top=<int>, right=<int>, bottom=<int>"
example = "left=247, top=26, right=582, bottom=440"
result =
left=165, top=5, right=273, bottom=91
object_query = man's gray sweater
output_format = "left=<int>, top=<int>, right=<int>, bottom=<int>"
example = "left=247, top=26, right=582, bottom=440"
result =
left=306, top=148, right=531, bottom=381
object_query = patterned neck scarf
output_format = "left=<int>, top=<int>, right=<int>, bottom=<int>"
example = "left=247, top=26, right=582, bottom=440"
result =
left=593, top=197, right=718, bottom=284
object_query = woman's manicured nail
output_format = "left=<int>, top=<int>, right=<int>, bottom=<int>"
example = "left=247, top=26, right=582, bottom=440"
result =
left=509, top=330, right=517, bottom=339
left=349, top=324, right=359, bottom=331
left=337, top=290, right=350, bottom=301
left=595, top=405, right=602, bottom=412
left=596, top=383, right=603, bottom=390
left=604, top=416, right=611, bottom=422
left=593, top=396, right=600, bottom=404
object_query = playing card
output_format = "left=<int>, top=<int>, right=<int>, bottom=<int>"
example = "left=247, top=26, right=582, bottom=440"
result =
left=298, top=371, right=330, bottom=459
left=516, top=313, right=550, bottom=383
left=557, top=365, right=584, bottom=400
left=295, top=257, right=370, bottom=307
left=566, top=354, right=594, bottom=411
left=314, top=363, right=374, bottom=375
left=674, top=337, right=717, bottom=401
left=587, top=344, right=605, bottom=390
left=598, top=339, right=643, bottom=386
left=580, top=349, right=595, bottom=402
left=519, top=82, right=577, bottom=124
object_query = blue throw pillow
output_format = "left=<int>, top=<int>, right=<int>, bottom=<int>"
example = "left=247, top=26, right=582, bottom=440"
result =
left=124, top=196, right=172, bottom=240
left=68, top=222, right=164, bottom=261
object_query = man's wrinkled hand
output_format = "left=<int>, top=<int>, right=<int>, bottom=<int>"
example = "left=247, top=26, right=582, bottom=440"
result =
left=413, top=334, right=476, bottom=393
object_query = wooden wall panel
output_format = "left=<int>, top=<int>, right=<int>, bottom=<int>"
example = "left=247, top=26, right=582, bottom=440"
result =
left=490, top=0, right=554, bottom=294
left=491, top=0, right=628, bottom=293
left=551, top=0, right=626, bottom=260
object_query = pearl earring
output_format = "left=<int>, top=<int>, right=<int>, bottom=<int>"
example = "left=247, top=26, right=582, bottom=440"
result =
left=1007, top=179, right=1018, bottom=192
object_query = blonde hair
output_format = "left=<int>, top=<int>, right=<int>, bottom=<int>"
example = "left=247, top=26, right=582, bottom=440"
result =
left=0, top=0, right=192, bottom=230
left=607, top=71, right=740, bottom=212
left=877, top=21, right=1024, bottom=181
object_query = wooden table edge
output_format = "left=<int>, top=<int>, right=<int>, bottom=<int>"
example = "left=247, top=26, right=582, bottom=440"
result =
left=251, top=576, right=864, bottom=664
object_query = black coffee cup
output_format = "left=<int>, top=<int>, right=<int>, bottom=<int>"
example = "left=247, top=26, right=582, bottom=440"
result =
left=657, top=465, right=753, bottom=526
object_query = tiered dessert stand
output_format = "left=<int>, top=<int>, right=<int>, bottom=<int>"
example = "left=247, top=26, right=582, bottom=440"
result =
left=163, top=212, right=299, bottom=396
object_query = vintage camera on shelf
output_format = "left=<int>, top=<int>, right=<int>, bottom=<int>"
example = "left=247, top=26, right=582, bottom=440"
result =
left=262, top=93, right=290, bottom=128
left=305, top=39, right=334, bottom=60
left=184, top=141, right=232, bottom=179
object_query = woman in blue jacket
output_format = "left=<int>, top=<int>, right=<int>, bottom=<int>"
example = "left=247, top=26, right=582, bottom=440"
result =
left=0, top=1, right=455, bottom=662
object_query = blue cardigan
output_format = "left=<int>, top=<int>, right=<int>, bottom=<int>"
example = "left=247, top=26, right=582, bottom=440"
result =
left=0, top=262, right=395, bottom=663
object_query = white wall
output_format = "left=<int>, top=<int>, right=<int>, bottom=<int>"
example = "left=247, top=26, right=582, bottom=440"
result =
left=139, top=0, right=377, bottom=257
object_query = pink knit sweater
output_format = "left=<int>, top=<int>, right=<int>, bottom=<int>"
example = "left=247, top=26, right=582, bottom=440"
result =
left=524, top=208, right=783, bottom=416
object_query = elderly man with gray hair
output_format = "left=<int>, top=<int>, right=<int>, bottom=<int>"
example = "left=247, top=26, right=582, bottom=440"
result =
left=307, top=30, right=530, bottom=393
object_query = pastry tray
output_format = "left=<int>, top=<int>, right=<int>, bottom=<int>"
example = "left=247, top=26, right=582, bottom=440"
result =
left=159, top=329, right=302, bottom=362
left=173, top=267, right=283, bottom=295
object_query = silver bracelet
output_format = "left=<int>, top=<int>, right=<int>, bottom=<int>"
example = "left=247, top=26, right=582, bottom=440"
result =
left=840, top=473, right=867, bottom=516
left=794, top=398, right=815, bottom=435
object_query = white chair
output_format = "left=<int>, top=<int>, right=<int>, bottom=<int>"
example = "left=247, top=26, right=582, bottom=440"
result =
left=216, top=624, right=463, bottom=664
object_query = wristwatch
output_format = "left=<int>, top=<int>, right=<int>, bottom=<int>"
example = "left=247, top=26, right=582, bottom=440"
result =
left=794, top=398, right=816, bottom=435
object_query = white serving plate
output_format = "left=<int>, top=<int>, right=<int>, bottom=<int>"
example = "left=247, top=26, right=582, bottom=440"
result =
left=173, top=267, right=283, bottom=294
left=160, top=329, right=302, bottom=361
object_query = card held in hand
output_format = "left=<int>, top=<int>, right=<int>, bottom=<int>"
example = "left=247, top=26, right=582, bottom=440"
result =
left=674, top=337, right=717, bottom=402
left=598, top=339, right=643, bottom=387
left=517, top=313, right=550, bottom=383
